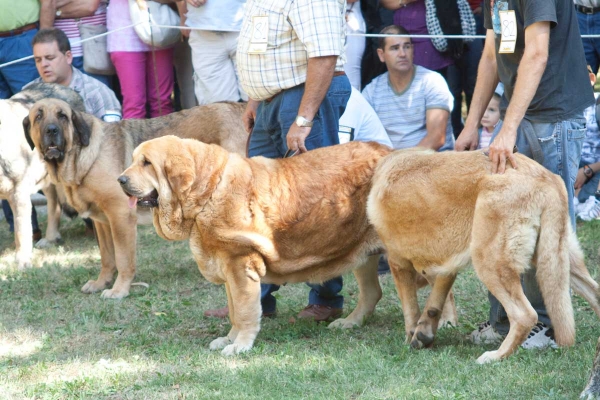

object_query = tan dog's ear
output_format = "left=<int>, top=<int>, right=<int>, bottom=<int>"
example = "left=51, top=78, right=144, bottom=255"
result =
left=23, top=116, right=34, bottom=150
left=71, top=109, right=91, bottom=147
left=164, top=152, right=196, bottom=196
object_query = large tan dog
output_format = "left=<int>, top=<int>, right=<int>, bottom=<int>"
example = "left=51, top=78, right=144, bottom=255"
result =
left=367, top=148, right=600, bottom=363
left=24, top=99, right=248, bottom=298
left=119, top=136, right=392, bottom=355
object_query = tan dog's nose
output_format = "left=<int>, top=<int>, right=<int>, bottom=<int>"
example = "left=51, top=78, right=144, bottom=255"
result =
left=117, top=175, right=129, bottom=186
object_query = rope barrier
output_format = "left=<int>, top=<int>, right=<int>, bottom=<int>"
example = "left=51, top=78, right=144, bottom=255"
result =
left=3, top=21, right=600, bottom=69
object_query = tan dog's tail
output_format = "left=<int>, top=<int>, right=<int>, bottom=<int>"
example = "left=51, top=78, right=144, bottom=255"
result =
left=568, top=229, right=600, bottom=318
left=534, top=190, right=576, bottom=347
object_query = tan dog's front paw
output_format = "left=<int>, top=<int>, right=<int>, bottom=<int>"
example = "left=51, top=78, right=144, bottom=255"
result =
left=328, top=317, right=361, bottom=329
left=81, top=280, right=109, bottom=294
left=101, top=288, right=129, bottom=299
left=476, top=350, right=501, bottom=364
left=410, top=325, right=436, bottom=349
left=222, top=342, right=253, bottom=356
left=209, top=337, right=232, bottom=351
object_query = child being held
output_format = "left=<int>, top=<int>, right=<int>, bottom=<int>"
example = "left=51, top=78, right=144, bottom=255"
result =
left=477, top=86, right=503, bottom=150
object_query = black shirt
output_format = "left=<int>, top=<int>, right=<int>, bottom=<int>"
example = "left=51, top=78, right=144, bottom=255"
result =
left=484, top=0, right=594, bottom=122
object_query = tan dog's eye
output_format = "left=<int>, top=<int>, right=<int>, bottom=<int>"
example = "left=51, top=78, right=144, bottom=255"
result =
left=35, top=112, right=42, bottom=121
left=144, top=160, right=152, bottom=167
left=57, top=113, right=68, bottom=121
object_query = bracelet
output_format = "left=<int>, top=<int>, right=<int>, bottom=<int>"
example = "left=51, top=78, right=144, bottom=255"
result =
left=584, top=165, right=595, bottom=178
left=595, top=189, right=600, bottom=200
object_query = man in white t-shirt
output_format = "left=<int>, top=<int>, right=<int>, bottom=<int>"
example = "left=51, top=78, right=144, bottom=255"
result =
left=362, top=24, right=454, bottom=151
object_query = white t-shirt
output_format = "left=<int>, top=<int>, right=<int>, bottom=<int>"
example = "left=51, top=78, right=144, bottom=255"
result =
left=339, top=87, right=393, bottom=147
left=362, top=66, right=454, bottom=150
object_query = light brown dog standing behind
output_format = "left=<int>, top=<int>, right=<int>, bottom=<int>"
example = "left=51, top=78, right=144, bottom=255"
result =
left=367, top=148, right=600, bottom=363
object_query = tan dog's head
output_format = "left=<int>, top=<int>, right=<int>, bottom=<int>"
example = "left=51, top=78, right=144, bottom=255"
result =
left=23, top=98, right=91, bottom=163
left=119, top=135, right=228, bottom=240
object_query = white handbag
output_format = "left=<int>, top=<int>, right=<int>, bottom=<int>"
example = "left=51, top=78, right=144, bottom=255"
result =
left=128, top=0, right=181, bottom=48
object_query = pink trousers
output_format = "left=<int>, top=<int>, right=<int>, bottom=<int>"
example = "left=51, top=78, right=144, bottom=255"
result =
left=110, top=49, right=174, bottom=119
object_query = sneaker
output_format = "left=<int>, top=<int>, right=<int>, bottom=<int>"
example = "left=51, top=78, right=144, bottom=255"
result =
left=578, top=196, right=599, bottom=220
left=574, top=197, right=584, bottom=214
left=581, top=200, right=600, bottom=221
left=521, top=322, right=557, bottom=349
left=469, top=321, right=505, bottom=344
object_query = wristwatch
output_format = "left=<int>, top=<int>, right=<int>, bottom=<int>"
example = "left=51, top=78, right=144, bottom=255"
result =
left=295, top=115, right=313, bottom=127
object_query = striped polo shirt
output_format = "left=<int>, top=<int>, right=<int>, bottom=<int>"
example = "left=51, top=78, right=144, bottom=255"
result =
left=362, top=66, right=453, bottom=150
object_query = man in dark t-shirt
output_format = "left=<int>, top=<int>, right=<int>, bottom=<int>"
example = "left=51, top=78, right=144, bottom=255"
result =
left=455, top=0, right=594, bottom=350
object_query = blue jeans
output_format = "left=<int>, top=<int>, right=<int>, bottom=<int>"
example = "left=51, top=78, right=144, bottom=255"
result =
left=488, top=116, right=585, bottom=334
left=0, top=28, right=39, bottom=99
left=71, top=56, right=113, bottom=89
left=249, top=74, right=351, bottom=313
left=577, top=10, right=600, bottom=74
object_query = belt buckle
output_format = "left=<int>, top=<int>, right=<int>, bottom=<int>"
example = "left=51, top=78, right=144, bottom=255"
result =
left=586, top=6, right=595, bottom=14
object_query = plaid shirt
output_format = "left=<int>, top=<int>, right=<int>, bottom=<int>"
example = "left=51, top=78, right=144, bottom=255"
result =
left=28, top=67, right=121, bottom=119
left=237, top=0, right=346, bottom=101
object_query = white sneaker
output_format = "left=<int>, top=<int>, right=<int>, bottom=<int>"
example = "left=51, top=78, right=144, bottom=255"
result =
left=469, top=321, right=505, bottom=344
left=578, top=196, right=599, bottom=220
left=521, top=322, right=558, bottom=350
left=581, top=200, right=600, bottom=221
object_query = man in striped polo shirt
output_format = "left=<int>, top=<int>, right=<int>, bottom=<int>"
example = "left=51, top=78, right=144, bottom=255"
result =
left=362, top=24, right=455, bottom=152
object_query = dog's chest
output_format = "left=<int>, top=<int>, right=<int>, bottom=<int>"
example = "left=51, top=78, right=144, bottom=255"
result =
left=63, top=185, right=102, bottom=220
left=189, top=232, right=225, bottom=284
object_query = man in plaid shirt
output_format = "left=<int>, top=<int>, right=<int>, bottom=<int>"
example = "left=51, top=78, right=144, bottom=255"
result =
left=220, top=0, right=351, bottom=322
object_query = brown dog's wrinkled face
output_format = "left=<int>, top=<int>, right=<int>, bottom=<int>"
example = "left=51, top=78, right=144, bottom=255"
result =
left=23, top=98, right=91, bottom=163
left=119, top=141, right=162, bottom=209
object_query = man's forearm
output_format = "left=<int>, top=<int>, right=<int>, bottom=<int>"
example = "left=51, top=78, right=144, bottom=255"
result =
left=502, top=52, right=547, bottom=134
left=298, top=56, right=337, bottom=121
left=39, top=0, right=56, bottom=29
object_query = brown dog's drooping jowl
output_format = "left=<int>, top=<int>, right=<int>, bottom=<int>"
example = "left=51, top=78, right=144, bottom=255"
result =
left=367, top=148, right=600, bottom=363
left=119, top=136, right=392, bottom=355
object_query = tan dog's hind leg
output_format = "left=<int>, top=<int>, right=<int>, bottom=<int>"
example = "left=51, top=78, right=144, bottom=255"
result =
left=210, top=256, right=262, bottom=356
left=36, top=184, right=62, bottom=248
left=409, top=273, right=456, bottom=349
left=475, top=269, right=536, bottom=364
left=389, top=257, right=421, bottom=342
left=101, top=214, right=137, bottom=299
left=329, top=254, right=382, bottom=329
left=416, top=273, right=458, bottom=328
left=81, top=221, right=116, bottom=294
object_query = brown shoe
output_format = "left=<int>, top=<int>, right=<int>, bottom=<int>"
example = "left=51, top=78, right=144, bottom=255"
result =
left=297, top=304, right=343, bottom=322
left=203, top=306, right=276, bottom=319
left=32, top=229, right=42, bottom=242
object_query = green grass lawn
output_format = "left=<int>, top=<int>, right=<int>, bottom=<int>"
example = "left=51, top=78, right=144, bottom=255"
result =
left=0, top=214, right=599, bottom=399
